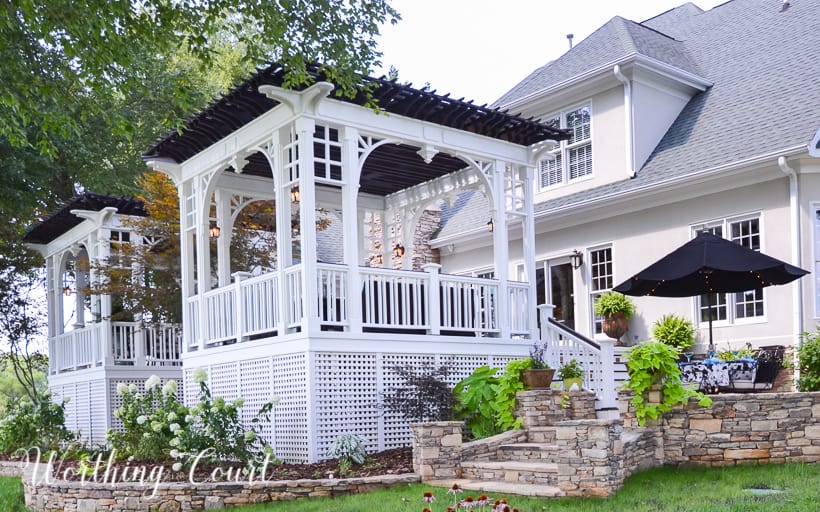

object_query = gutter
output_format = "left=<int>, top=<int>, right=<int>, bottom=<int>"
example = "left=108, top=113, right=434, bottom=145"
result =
left=613, top=65, right=637, bottom=178
left=535, top=144, right=808, bottom=221
left=777, top=156, right=803, bottom=384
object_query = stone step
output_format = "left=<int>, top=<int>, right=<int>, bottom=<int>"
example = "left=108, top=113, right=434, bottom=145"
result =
left=496, top=443, right=560, bottom=461
left=461, top=460, right=559, bottom=486
left=424, top=478, right=563, bottom=498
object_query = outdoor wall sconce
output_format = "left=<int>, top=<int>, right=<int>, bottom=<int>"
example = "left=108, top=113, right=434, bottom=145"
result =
left=290, top=186, right=300, bottom=203
left=570, top=249, right=584, bottom=270
left=487, top=218, right=494, bottom=232
left=63, top=286, right=72, bottom=296
left=209, top=224, right=221, bottom=239
left=393, top=244, right=405, bottom=258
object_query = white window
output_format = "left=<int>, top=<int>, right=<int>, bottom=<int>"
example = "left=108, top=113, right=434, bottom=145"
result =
left=537, top=103, right=592, bottom=190
left=589, top=246, right=613, bottom=335
left=692, top=215, right=764, bottom=324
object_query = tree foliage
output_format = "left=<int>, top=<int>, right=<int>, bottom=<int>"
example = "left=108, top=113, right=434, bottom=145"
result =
left=0, top=1, right=400, bottom=153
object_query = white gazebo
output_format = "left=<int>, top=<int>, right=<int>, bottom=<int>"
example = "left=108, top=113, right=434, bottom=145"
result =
left=143, top=63, right=570, bottom=462
left=24, top=193, right=183, bottom=443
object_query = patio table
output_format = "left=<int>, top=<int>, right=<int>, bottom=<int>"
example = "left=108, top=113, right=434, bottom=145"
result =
left=679, top=358, right=757, bottom=391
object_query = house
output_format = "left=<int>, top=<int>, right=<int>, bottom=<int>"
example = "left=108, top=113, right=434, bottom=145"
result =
left=139, top=64, right=572, bottom=462
left=434, top=0, right=820, bottom=355
left=23, top=193, right=182, bottom=443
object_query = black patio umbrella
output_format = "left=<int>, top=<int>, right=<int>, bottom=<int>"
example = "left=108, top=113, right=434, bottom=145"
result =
left=613, top=232, right=808, bottom=350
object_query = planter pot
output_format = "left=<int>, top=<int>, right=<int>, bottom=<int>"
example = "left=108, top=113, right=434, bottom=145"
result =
left=563, top=377, right=583, bottom=391
left=521, top=369, right=555, bottom=389
left=602, top=313, right=628, bottom=342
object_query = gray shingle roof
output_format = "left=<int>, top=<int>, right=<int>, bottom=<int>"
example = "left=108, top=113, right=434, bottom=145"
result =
left=494, top=16, right=699, bottom=108
left=439, top=0, right=820, bottom=236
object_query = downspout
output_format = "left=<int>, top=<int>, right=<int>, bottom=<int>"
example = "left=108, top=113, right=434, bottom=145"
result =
left=613, top=65, right=637, bottom=178
left=778, top=156, right=802, bottom=385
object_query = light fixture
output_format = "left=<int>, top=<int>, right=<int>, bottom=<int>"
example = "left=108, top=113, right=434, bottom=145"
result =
left=375, top=254, right=383, bottom=265
left=209, top=224, right=221, bottom=239
left=63, top=286, right=72, bottom=296
left=569, top=249, right=584, bottom=270
left=291, top=185, right=300, bottom=203
left=487, top=218, right=494, bottom=232
left=393, top=244, right=405, bottom=258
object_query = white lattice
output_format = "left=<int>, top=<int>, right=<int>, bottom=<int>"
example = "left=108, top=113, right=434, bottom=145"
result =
left=271, top=353, right=309, bottom=463
left=208, top=362, right=241, bottom=403
left=238, top=358, right=275, bottom=447
left=88, top=380, right=108, bottom=443
left=313, top=353, right=379, bottom=458
left=380, top=354, right=436, bottom=449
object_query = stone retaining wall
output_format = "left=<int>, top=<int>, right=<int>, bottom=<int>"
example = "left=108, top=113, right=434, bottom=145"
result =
left=515, top=389, right=596, bottom=428
left=0, top=460, right=418, bottom=511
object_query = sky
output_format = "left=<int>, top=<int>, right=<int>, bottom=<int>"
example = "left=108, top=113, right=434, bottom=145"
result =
left=376, top=0, right=729, bottom=106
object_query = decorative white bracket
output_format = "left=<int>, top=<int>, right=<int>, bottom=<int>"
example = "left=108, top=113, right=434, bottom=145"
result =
left=258, top=81, right=335, bottom=116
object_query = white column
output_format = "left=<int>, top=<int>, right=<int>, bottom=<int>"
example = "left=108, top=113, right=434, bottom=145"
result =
left=177, top=181, right=194, bottom=353
left=195, top=177, right=211, bottom=351
left=271, top=132, right=290, bottom=334
left=521, top=164, right=539, bottom=340
left=214, top=189, right=232, bottom=288
left=295, top=117, right=320, bottom=334
left=341, top=126, right=363, bottom=334
left=598, top=338, right=619, bottom=413
left=492, top=160, right=510, bottom=340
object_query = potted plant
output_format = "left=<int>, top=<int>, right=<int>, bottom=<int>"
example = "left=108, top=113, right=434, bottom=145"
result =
left=652, top=314, right=695, bottom=352
left=520, top=342, right=554, bottom=389
left=557, top=359, right=584, bottom=391
left=593, top=291, right=636, bottom=344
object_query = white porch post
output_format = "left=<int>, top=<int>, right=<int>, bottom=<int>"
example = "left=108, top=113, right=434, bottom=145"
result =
left=341, top=126, right=363, bottom=334
left=423, top=263, right=441, bottom=335
left=492, top=160, right=511, bottom=339
left=214, top=190, right=232, bottom=288
left=271, top=131, right=290, bottom=335
left=598, top=338, right=618, bottom=412
left=195, top=176, right=210, bottom=351
left=177, top=181, right=194, bottom=353
left=295, top=117, right=320, bottom=334
left=46, top=256, right=57, bottom=374
left=96, top=230, right=114, bottom=365
left=521, top=164, right=539, bottom=340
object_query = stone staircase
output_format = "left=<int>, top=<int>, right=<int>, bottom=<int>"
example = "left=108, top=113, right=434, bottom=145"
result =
left=414, top=390, right=657, bottom=498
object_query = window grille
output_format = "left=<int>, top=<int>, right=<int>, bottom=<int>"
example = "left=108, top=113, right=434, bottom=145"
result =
left=693, top=216, right=764, bottom=323
left=589, top=247, right=613, bottom=335
left=313, top=124, right=343, bottom=182
left=537, top=104, right=592, bottom=189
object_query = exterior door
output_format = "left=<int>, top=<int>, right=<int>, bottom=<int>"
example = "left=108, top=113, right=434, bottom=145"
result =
left=536, top=259, right=575, bottom=329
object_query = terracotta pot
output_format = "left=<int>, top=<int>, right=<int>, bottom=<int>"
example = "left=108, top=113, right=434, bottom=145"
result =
left=602, top=312, right=628, bottom=341
left=521, top=368, right=555, bottom=389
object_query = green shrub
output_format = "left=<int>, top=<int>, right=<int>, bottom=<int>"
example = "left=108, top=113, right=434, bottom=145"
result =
left=381, top=365, right=454, bottom=422
left=453, top=358, right=533, bottom=439
left=453, top=365, right=501, bottom=439
left=652, top=314, right=695, bottom=351
left=624, top=341, right=711, bottom=425
left=108, top=371, right=276, bottom=468
left=0, top=395, right=74, bottom=454
left=326, top=433, right=368, bottom=474
left=797, top=329, right=820, bottom=391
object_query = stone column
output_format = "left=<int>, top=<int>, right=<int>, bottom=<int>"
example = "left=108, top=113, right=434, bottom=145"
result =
left=410, top=421, right=463, bottom=480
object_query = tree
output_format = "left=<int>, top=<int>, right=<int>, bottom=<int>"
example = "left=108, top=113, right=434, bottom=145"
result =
left=0, top=1, right=400, bottom=154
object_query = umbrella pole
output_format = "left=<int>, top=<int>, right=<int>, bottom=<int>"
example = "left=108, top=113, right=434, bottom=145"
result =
left=706, top=293, right=714, bottom=353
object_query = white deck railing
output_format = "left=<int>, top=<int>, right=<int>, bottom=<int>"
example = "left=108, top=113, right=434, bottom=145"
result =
left=52, top=322, right=182, bottom=374
left=189, top=264, right=533, bottom=346
left=538, top=304, right=618, bottom=411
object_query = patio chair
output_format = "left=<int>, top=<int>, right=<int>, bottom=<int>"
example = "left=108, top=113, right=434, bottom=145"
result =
left=730, top=345, right=785, bottom=392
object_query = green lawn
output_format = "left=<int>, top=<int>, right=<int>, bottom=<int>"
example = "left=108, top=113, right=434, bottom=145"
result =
left=0, top=476, right=26, bottom=512
left=2, top=463, right=818, bottom=511
left=236, top=463, right=820, bottom=512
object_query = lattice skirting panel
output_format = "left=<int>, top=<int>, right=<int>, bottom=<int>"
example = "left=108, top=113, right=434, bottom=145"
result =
left=50, top=380, right=108, bottom=444
left=187, top=351, right=519, bottom=463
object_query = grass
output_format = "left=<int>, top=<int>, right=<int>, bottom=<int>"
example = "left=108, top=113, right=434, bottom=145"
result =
left=234, top=463, right=820, bottom=512
left=2, top=463, right=818, bottom=511
left=0, top=477, right=26, bottom=512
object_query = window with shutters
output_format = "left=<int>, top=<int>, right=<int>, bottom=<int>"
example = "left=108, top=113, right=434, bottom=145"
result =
left=537, top=103, right=592, bottom=190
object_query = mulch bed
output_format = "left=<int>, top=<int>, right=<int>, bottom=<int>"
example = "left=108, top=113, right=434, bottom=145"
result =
left=5, top=447, right=414, bottom=483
